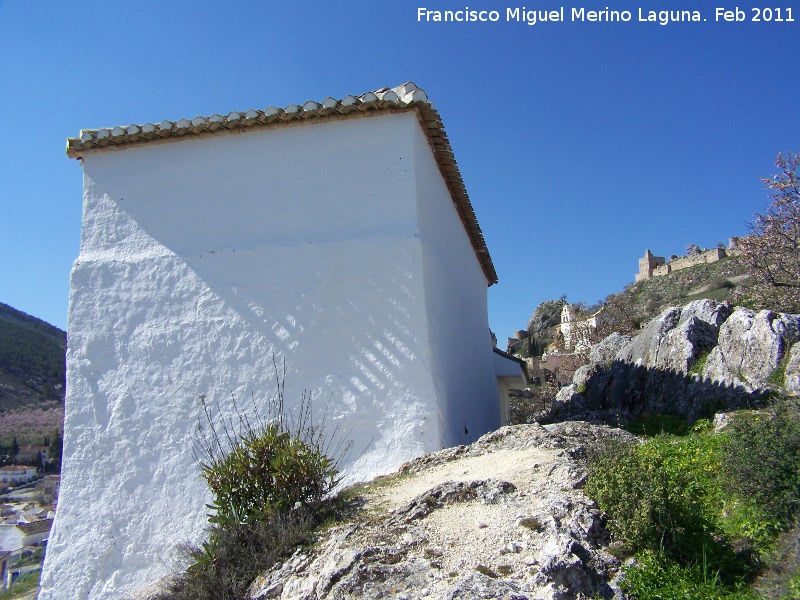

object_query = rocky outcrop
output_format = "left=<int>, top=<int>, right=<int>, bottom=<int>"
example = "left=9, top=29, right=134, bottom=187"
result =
left=555, top=300, right=799, bottom=421
left=616, top=299, right=731, bottom=375
left=704, top=308, right=800, bottom=392
left=247, top=423, right=637, bottom=600
left=589, top=333, right=632, bottom=372
left=786, top=343, right=800, bottom=395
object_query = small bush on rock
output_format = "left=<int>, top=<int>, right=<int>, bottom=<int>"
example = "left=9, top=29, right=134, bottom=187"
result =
left=199, top=409, right=341, bottom=525
left=194, top=362, right=351, bottom=526
left=166, top=510, right=315, bottom=600
left=161, top=361, right=352, bottom=600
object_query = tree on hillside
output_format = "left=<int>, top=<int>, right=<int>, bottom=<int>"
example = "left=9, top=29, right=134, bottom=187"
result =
left=595, top=293, right=640, bottom=338
left=739, top=152, right=800, bottom=313
left=48, top=429, right=63, bottom=467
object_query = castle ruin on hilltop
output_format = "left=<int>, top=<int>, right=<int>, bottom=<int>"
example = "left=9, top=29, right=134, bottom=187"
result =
left=635, top=237, right=741, bottom=282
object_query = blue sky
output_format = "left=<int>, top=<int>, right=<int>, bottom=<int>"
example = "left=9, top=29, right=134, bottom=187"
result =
left=1, top=0, right=798, bottom=340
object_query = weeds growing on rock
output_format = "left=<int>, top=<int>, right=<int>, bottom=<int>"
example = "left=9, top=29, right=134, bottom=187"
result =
left=160, top=359, right=353, bottom=600
left=689, top=350, right=711, bottom=377
left=586, top=397, right=800, bottom=599
left=165, top=510, right=316, bottom=600
left=475, top=564, right=499, bottom=578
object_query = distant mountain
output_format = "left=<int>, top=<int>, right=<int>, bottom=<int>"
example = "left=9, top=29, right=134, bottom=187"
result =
left=0, top=303, right=66, bottom=412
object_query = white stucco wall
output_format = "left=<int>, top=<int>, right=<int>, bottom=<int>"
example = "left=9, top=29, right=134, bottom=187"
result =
left=41, top=111, right=498, bottom=598
left=0, top=526, right=23, bottom=552
left=413, top=126, right=500, bottom=445
left=493, top=353, right=528, bottom=426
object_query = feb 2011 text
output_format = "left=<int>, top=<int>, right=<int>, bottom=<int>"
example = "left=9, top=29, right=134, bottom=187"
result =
left=416, top=6, right=796, bottom=26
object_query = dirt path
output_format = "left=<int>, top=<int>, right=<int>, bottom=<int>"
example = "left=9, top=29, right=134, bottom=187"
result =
left=371, top=446, right=558, bottom=508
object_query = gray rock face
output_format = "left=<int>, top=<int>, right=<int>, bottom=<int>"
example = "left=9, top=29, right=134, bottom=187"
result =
left=786, top=342, right=800, bottom=395
left=678, top=298, right=734, bottom=330
left=616, top=306, right=683, bottom=369
left=247, top=423, right=637, bottom=600
left=616, top=300, right=731, bottom=376
left=556, top=300, right=799, bottom=421
left=703, top=308, right=800, bottom=391
left=584, top=300, right=734, bottom=418
left=589, top=333, right=632, bottom=371
left=572, top=365, right=593, bottom=391
left=551, top=385, right=588, bottom=421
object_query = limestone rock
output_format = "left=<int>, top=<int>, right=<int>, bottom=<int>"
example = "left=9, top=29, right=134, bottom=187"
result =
left=572, top=300, right=800, bottom=420
left=572, top=365, right=593, bottom=391
left=713, top=411, right=734, bottom=432
left=616, top=300, right=730, bottom=376
left=616, top=306, right=682, bottom=368
left=589, top=332, right=632, bottom=371
left=678, top=298, right=733, bottom=330
left=785, top=342, right=800, bottom=395
left=246, top=423, right=636, bottom=600
left=552, top=384, right=587, bottom=420
left=703, top=308, right=800, bottom=391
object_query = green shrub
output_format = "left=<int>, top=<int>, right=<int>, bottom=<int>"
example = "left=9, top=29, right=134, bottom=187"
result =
left=586, top=438, right=703, bottom=556
left=586, top=434, right=751, bottom=585
left=786, top=571, right=800, bottom=599
left=624, top=413, right=693, bottom=437
left=162, top=362, right=353, bottom=600
left=587, top=414, right=800, bottom=597
left=621, top=551, right=759, bottom=600
left=194, top=367, right=351, bottom=526
left=722, top=405, right=800, bottom=526
left=164, top=510, right=315, bottom=600
left=200, top=418, right=339, bottom=524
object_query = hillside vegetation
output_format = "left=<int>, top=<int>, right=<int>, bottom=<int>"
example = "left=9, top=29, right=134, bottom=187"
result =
left=0, top=302, right=66, bottom=412
left=513, top=255, right=753, bottom=362
left=602, top=254, right=752, bottom=332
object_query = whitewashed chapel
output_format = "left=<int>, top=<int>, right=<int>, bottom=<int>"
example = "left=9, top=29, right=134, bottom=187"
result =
left=41, top=83, right=524, bottom=598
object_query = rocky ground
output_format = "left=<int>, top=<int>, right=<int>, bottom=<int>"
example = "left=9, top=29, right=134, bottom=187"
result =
left=247, top=422, right=637, bottom=600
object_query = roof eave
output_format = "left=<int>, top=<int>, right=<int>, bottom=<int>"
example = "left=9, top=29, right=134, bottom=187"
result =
left=66, top=85, right=498, bottom=285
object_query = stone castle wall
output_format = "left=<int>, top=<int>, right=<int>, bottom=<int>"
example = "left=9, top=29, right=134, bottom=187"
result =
left=635, top=239, right=740, bottom=282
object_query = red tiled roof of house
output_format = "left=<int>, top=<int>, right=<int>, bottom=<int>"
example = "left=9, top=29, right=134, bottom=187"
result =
left=16, top=519, right=53, bottom=535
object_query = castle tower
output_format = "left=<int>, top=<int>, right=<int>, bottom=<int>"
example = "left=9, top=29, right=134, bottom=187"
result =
left=636, top=249, right=666, bottom=282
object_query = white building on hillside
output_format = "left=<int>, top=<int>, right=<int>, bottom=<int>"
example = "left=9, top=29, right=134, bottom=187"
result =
left=0, top=466, right=37, bottom=486
left=42, top=83, right=508, bottom=599
left=560, top=304, right=609, bottom=353
left=0, top=519, right=52, bottom=563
